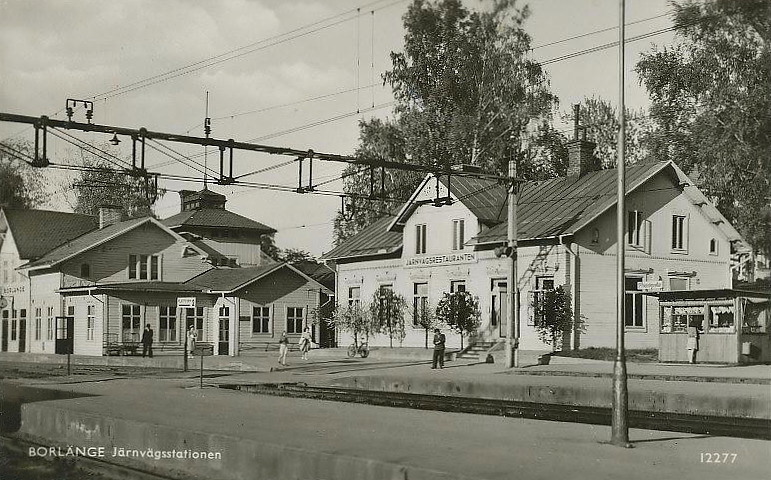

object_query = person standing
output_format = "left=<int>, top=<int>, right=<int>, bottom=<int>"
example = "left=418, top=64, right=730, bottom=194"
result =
left=278, top=331, right=289, bottom=366
left=187, top=325, right=197, bottom=359
left=686, top=320, right=700, bottom=364
left=299, top=326, right=312, bottom=360
left=432, top=328, right=446, bottom=369
left=141, top=324, right=154, bottom=358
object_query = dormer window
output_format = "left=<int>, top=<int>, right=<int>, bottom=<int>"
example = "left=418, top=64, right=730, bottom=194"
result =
left=80, top=263, right=91, bottom=278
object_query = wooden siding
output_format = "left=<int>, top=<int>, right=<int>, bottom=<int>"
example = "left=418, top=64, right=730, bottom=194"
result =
left=65, top=294, right=104, bottom=356
left=236, top=268, right=320, bottom=348
left=659, top=333, right=738, bottom=363
left=59, top=222, right=209, bottom=287
left=28, top=272, right=63, bottom=353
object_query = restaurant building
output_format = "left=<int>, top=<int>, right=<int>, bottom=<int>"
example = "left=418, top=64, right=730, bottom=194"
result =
left=323, top=138, right=761, bottom=358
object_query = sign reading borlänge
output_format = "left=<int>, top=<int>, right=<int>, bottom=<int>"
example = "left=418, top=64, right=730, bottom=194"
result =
left=405, top=252, right=476, bottom=268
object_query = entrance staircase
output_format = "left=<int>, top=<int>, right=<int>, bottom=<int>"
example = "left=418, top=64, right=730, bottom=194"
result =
left=455, top=340, right=498, bottom=360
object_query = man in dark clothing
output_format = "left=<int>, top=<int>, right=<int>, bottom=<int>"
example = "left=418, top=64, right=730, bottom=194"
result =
left=432, top=328, right=445, bottom=369
left=141, top=324, right=154, bottom=358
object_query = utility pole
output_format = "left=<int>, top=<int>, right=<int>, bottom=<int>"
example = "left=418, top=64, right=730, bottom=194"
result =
left=611, top=0, right=630, bottom=447
left=505, top=147, right=519, bottom=368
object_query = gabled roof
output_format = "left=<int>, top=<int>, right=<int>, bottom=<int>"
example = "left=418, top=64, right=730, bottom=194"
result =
left=0, top=209, right=98, bottom=260
left=321, top=215, right=403, bottom=261
left=22, top=217, right=206, bottom=270
left=323, top=160, right=736, bottom=260
left=185, top=262, right=332, bottom=294
left=161, top=208, right=276, bottom=234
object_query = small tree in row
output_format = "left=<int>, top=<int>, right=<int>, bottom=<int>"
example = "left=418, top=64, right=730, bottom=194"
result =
left=531, top=285, right=574, bottom=351
left=436, top=291, right=481, bottom=350
left=369, top=289, right=408, bottom=348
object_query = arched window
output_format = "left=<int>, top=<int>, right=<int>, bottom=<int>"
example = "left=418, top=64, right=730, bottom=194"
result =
left=709, top=238, right=718, bottom=254
left=80, top=263, right=91, bottom=278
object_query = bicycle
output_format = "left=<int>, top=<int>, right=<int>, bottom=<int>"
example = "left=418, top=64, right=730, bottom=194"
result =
left=347, top=341, right=369, bottom=358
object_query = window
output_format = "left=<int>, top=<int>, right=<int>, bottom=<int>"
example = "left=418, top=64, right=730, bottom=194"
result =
left=709, top=238, right=718, bottom=255
left=669, top=276, right=689, bottom=291
left=348, top=286, right=360, bottom=307
left=490, top=280, right=507, bottom=328
left=128, top=254, right=160, bottom=280
left=416, top=224, right=427, bottom=254
left=128, top=255, right=137, bottom=279
left=452, top=219, right=465, bottom=251
left=218, top=306, right=230, bottom=343
left=159, top=306, right=176, bottom=342
left=531, top=277, right=555, bottom=327
left=11, top=310, right=17, bottom=341
left=627, top=210, right=643, bottom=246
left=34, top=307, right=42, bottom=341
left=80, top=263, right=90, bottom=278
left=709, top=305, right=735, bottom=333
left=671, top=215, right=687, bottom=251
left=252, top=306, right=270, bottom=334
left=450, top=280, right=466, bottom=293
left=121, top=304, right=141, bottom=342
left=86, top=305, right=96, bottom=341
left=287, top=307, right=304, bottom=334
left=413, top=283, right=429, bottom=327
left=2, top=260, right=7, bottom=282
left=185, top=307, right=204, bottom=341
left=662, top=306, right=703, bottom=333
left=46, top=307, right=54, bottom=340
left=624, top=276, right=645, bottom=328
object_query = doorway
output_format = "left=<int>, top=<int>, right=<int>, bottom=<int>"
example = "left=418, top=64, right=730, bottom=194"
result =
left=18, top=311, right=26, bottom=353
left=217, top=306, right=229, bottom=355
left=55, top=316, right=74, bottom=354
left=491, top=280, right=507, bottom=338
left=2, top=311, right=8, bottom=352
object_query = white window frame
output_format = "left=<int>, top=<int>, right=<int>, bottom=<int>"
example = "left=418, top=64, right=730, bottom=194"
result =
left=46, top=306, right=54, bottom=341
left=450, top=280, right=466, bottom=293
left=452, top=219, right=465, bottom=251
left=159, top=305, right=177, bottom=342
left=624, top=275, right=646, bottom=329
left=86, top=305, right=96, bottom=341
left=128, top=254, right=161, bottom=280
left=709, top=238, right=718, bottom=255
left=627, top=210, right=643, bottom=247
left=348, top=286, right=360, bottom=307
left=121, top=304, right=141, bottom=342
left=252, top=305, right=271, bottom=335
left=34, top=307, right=42, bottom=341
left=413, top=282, right=429, bottom=328
left=186, top=307, right=205, bottom=342
left=286, top=306, right=304, bottom=334
left=668, top=276, right=690, bottom=291
left=416, top=224, right=427, bottom=254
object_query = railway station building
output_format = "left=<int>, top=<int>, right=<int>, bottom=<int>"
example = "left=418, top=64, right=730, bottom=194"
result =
left=323, top=138, right=763, bottom=355
left=0, top=189, right=332, bottom=357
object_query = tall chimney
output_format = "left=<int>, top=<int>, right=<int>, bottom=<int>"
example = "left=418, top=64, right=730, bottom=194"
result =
left=567, top=104, right=600, bottom=177
left=98, top=205, right=123, bottom=229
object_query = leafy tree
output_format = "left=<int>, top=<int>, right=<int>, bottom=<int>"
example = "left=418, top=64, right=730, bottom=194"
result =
left=0, top=140, right=48, bottom=209
left=334, top=0, right=559, bottom=244
left=327, top=302, right=372, bottom=348
left=411, top=299, right=440, bottom=349
left=435, top=291, right=480, bottom=349
left=531, top=285, right=574, bottom=351
left=280, top=248, right=317, bottom=264
left=260, top=234, right=281, bottom=261
left=564, top=97, right=649, bottom=168
left=70, top=151, right=162, bottom=218
left=636, top=0, right=771, bottom=252
left=369, top=289, right=408, bottom=347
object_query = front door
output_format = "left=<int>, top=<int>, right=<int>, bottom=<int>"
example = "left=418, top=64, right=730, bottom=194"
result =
left=217, top=306, right=229, bottom=355
left=55, top=316, right=74, bottom=354
left=491, top=280, right=507, bottom=338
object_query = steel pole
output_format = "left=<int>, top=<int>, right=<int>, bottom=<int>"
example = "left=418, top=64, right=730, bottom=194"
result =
left=505, top=155, right=518, bottom=368
left=611, top=0, right=630, bottom=447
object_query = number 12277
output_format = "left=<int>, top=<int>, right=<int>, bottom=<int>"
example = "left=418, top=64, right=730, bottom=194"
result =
left=701, top=453, right=737, bottom=463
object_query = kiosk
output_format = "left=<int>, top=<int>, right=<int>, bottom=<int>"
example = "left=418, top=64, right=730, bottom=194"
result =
left=654, top=288, right=771, bottom=364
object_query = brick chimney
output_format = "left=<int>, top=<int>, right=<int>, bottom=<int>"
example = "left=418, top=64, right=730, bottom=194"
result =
left=567, top=104, right=600, bottom=177
left=98, top=205, right=123, bottom=229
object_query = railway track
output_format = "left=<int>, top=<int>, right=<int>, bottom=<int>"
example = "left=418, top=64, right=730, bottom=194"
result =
left=222, top=382, right=771, bottom=440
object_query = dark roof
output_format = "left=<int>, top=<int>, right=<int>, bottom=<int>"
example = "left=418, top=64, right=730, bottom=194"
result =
left=161, top=208, right=276, bottom=234
left=23, top=217, right=149, bottom=268
left=469, top=161, right=669, bottom=244
left=291, top=261, right=335, bottom=290
left=1, top=209, right=98, bottom=260
left=323, top=162, right=671, bottom=259
left=185, top=263, right=285, bottom=292
left=321, top=215, right=403, bottom=260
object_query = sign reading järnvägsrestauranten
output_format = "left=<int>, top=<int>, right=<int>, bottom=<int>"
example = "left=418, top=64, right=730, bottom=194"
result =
left=405, top=252, right=476, bottom=268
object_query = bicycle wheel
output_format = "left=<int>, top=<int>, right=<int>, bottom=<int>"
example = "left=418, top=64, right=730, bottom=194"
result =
left=347, top=344, right=357, bottom=358
left=359, top=344, right=369, bottom=358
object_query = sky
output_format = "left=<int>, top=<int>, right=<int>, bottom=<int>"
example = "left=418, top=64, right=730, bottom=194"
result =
left=0, top=0, right=676, bottom=257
